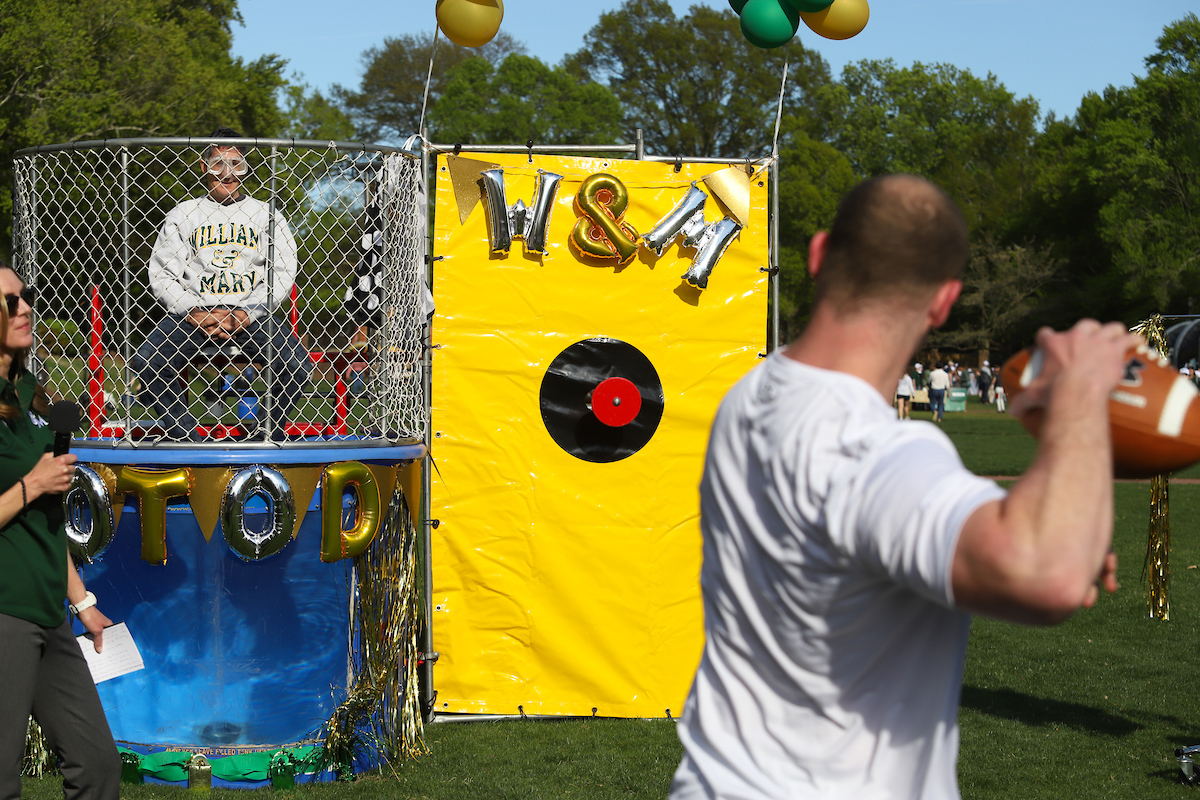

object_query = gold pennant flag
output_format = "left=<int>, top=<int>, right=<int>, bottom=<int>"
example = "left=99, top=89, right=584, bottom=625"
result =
left=702, top=165, right=752, bottom=228
left=278, top=465, right=322, bottom=537
left=446, top=155, right=502, bottom=225
left=189, top=467, right=234, bottom=543
left=398, top=460, right=423, bottom=533
left=366, top=464, right=399, bottom=515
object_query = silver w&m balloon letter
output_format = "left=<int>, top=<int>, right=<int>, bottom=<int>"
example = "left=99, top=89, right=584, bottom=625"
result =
left=480, top=168, right=563, bottom=256
left=64, top=465, right=115, bottom=564
left=643, top=183, right=743, bottom=289
left=643, top=184, right=709, bottom=256
left=682, top=219, right=741, bottom=289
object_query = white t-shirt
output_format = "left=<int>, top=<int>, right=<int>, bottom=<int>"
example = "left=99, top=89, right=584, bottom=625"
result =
left=928, top=368, right=951, bottom=391
left=897, top=373, right=915, bottom=397
left=670, top=353, right=1004, bottom=800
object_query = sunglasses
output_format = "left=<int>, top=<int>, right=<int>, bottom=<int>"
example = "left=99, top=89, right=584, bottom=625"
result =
left=203, top=155, right=249, bottom=178
left=5, top=287, right=34, bottom=315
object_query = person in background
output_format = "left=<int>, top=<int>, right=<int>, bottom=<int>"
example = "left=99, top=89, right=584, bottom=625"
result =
left=982, top=360, right=995, bottom=404
left=0, top=260, right=119, bottom=800
left=927, top=362, right=951, bottom=422
left=995, top=383, right=1007, bottom=413
left=896, top=370, right=914, bottom=420
left=669, top=174, right=1128, bottom=800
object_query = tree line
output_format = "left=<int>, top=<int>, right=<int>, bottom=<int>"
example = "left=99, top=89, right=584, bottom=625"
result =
left=3, top=0, right=1196, bottom=360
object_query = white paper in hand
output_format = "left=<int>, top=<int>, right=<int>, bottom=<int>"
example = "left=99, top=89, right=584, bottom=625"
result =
left=75, top=622, right=145, bottom=683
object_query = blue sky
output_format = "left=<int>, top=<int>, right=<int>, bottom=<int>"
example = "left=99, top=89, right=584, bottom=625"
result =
left=231, top=0, right=1196, bottom=123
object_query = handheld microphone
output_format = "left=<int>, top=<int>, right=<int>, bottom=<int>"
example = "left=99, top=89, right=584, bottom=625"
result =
left=48, top=401, right=82, bottom=457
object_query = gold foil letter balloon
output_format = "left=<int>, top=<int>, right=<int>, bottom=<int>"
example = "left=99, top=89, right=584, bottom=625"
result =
left=435, top=0, right=504, bottom=48
left=116, top=467, right=192, bottom=565
left=570, top=173, right=640, bottom=264
left=320, top=461, right=382, bottom=562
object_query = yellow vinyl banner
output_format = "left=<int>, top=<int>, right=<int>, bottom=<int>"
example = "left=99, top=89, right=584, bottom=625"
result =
left=431, top=153, right=768, bottom=717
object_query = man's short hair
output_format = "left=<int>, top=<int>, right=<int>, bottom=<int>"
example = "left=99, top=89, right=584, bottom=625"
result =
left=815, top=174, right=968, bottom=307
left=202, top=126, right=243, bottom=161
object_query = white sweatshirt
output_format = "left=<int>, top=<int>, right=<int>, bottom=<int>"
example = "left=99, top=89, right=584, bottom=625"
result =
left=147, top=194, right=298, bottom=319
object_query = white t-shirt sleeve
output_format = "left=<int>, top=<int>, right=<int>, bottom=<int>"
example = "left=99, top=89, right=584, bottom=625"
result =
left=827, top=428, right=1005, bottom=608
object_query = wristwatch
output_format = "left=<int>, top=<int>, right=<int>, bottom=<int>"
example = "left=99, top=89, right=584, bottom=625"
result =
left=69, top=591, right=97, bottom=615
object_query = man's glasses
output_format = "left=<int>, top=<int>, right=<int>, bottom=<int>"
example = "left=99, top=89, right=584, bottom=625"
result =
left=5, top=288, right=35, bottom=315
left=203, top=155, right=249, bottom=178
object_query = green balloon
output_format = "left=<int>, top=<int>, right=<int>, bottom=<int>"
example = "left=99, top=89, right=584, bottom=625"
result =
left=728, top=0, right=749, bottom=13
left=740, top=0, right=799, bottom=49
left=782, top=0, right=834, bottom=12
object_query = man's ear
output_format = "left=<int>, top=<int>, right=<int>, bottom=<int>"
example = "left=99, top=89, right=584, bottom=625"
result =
left=808, top=231, right=830, bottom=279
left=928, top=280, right=962, bottom=328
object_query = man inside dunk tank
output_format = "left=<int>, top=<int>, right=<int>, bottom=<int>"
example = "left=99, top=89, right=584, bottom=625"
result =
left=13, top=129, right=429, bottom=783
left=132, top=127, right=309, bottom=443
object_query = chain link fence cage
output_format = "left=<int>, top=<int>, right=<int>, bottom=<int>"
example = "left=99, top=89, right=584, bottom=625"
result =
left=12, top=137, right=428, bottom=448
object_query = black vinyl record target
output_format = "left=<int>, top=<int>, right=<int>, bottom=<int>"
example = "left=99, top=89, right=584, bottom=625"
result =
left=539, top=338, right=664, bottom=463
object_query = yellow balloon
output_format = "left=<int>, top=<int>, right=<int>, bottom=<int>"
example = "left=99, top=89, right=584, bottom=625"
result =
left=435, top=0, right=504, bottom=48
left=116, top=467, right=192, bottom=565
left=800, top=0, right=868, bottom=40
left=320, top=461, right=382, bottom=563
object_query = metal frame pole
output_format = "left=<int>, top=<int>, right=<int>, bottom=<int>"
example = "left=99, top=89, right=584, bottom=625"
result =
left=121, top=149, right=133, bottom=439
left=418, top=128, right=437, bottom=722
left=265, top=145, right=278, bottom=440
left=769, top=158, right=780, bottom=351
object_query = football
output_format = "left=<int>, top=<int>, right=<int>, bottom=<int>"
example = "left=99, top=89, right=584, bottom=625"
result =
left=1000, top=344, right=1200, bottom=478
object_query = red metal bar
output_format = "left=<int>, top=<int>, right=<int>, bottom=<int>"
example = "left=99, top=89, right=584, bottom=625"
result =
left=87, top=285, right=104, bottom=438
left=290, top=284, right=299, bottom=340
left=334, top=371, right=349, bottom=436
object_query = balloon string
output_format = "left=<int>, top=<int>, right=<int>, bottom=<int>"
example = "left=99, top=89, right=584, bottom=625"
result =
left=771, top=46, right=790, bottom=159
left=419, top=28, right=441, bottom=137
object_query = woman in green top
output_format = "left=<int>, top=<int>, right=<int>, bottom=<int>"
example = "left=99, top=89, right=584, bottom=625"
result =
left=0, top=261, right=119, bottom=800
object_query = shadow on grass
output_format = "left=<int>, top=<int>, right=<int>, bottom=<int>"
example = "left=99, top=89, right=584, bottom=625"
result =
left=1147, top=767, right=1190, bottom=787
left=961, top=685, right=1141, bottom=736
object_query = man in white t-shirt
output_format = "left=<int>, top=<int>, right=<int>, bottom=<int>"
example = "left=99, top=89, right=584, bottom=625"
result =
left=927, top=363, right=951, bottom=422
left=669, top=174, right=1132, bottom=800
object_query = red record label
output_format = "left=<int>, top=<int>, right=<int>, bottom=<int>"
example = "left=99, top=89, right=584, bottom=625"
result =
left=590, top=377, right=642, bottom=427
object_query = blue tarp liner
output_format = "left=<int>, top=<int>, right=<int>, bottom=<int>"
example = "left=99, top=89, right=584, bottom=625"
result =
left=74, top=494, right=352, bottom=750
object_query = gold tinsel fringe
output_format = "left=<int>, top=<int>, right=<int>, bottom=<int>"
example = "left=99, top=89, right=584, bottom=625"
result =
left=22, top=717, right=55, bottom=778
left=321, top=482, right=427, bottom=776
left=1132, top=314, right=1170, bottom=620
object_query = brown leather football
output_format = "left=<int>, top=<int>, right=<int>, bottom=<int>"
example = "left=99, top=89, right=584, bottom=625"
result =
left=1000, top=345, right=1200, bottom=478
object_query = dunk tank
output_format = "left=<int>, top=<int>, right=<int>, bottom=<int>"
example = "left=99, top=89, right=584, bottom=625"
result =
left=11, top=137, right=430, bottom=785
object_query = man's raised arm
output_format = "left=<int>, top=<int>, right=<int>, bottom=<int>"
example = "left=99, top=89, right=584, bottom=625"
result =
left=952, top=320, right=1137, bottom=625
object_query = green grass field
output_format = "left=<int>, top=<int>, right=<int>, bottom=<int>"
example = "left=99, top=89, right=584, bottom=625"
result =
left=22, top=407, right=1200, bottom=798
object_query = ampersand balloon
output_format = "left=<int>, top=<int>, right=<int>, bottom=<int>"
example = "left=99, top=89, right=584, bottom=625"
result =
left=570, top=173, right=640, bottom=264
left=435, top=0, right=504, bottom=48
left=800, top=0, right=869, bottom=40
